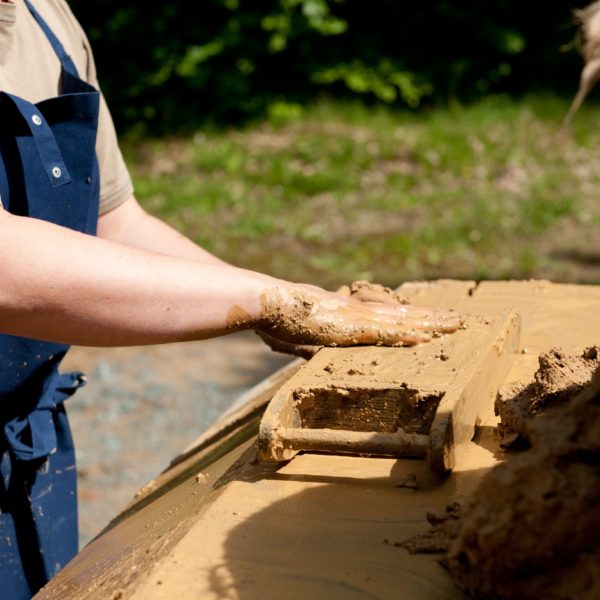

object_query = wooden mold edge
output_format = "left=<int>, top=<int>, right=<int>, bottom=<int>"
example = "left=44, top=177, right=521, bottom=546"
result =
left=427, top=309, right=521, bottom=472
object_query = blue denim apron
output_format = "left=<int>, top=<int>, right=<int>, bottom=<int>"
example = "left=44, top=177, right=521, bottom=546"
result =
left=0, top=2, right=100, bottom=597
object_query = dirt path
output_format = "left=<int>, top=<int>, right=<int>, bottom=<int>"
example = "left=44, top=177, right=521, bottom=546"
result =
left=63, top=332, right=292, bottom=547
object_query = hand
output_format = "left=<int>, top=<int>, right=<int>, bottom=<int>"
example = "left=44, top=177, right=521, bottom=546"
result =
left=257, top=281, right=462, bottom=357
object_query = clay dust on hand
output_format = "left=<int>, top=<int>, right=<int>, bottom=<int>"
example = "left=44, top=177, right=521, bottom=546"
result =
left=258, top=280, right=462, bottom=358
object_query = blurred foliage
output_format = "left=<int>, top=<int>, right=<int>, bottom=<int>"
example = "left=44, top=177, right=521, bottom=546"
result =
left=123, top=96, right=600, bottom=287
left=70, top=0, right=590, bottom=132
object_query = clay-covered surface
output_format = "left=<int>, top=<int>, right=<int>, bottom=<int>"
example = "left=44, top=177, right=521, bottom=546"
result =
left=447, top=376, right=600, bottom=600
left=36, top=280, right=600, bottom=600
left=496, top=346, right=600, bottom=447
left=405, top=369, right=600, bottom=600
left=259, top=310, right=519, bottom=466
left=64, top=332, right=293, bottom=545
left=294, top=386, right=443, bottom=433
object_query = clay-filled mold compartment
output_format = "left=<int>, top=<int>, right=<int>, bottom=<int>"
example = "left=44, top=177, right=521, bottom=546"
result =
left=293, top=386, right=444, bottom=435
left=258, top=384, right=445, bottom=462
left=259, top=309, right=521, bottom=471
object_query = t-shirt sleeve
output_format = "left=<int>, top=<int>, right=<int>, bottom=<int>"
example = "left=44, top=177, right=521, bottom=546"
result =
left=63, top=4, right=134, bottom=215
left=89, top=67, right=135, bottom=215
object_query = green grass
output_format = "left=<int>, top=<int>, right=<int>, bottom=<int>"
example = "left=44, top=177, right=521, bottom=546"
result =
left=122, top=95, right=600, bottom=289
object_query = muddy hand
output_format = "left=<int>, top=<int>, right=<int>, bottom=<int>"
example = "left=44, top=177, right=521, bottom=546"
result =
left=256, top=330, right=323, bottom=360
left=258, top=283, right=462, bottom=353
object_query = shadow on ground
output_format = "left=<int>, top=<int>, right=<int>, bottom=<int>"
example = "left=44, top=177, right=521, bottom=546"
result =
left=63, top=331, right=292, bottom=546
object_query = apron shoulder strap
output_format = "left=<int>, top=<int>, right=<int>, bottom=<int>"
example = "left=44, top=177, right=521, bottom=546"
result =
left=24, top=0, right=80, bottom=79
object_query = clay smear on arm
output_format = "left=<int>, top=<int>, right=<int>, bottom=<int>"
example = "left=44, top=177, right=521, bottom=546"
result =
left=225, top=304, right=254, bottom=331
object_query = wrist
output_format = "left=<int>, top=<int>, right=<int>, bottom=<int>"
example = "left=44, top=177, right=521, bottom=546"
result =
left=256, top=283, right=319, bottom=343
left=222, top=271, right=294, bottom=333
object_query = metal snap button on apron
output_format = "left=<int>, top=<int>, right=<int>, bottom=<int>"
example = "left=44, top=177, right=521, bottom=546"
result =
left=52, top=166, right=62, bottom=178
left=32, top=114, right=42, bottom=125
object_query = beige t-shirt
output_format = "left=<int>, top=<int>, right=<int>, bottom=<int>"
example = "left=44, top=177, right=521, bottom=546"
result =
left=0, top=0, right=133, bottom=214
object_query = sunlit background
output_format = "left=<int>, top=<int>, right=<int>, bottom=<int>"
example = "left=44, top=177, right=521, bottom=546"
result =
left=71, top=0, right=600, bottom=286
left=65, top=0, right=600, bottom=545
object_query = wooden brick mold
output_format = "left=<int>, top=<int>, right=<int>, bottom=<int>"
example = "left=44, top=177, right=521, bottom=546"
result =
left=259, top=310, right=521, bottom=473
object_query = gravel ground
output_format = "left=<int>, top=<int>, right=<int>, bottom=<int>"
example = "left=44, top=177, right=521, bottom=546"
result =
left=62, top=331, right=292, bottom=547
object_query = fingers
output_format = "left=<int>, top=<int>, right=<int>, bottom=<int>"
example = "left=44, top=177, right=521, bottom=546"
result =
left=329, top=282, right=463, bottom=334
left=404, top=307, right=462, bottom=333
left=259, top=320, right=432, bottom=352
left=359, top=302, right=462, bottom=333
left=259, top=283, right=462, bottom=353
left=348, top=322, right=433, bottom=346
left=306, top=307, right=436, bottom=346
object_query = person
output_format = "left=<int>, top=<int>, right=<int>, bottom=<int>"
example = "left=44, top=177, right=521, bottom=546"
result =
left=0, top=1, right=461, bottom=597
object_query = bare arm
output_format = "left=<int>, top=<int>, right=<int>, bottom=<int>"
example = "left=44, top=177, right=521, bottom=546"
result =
left=0, top=202, right=462, bottom=350
left=95, top=196, right=462, bottom=347
left=0, top=206, right=272, bottom=346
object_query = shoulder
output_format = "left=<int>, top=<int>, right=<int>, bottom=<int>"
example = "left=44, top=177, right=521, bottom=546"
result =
left=33, top=0, right=96, bottom=83
left=33, top=0, right=85, bottom=40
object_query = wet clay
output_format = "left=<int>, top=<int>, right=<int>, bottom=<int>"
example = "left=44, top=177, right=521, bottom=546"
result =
left=255, top=330, right=322, bottom=360
left=259, top=310, right=520, bottom=468
left=259, top=288, right=346, bottom=347
left=225, top=305, right=253, bottom=330
left=400, top=503, right=462, bottom=555
left=403, top=364, right=600, bottom=600
left=496, top=346, right=600, bottom=448
left=336, top=280, right=409, bottom=305
left=258, top=280, right=452, bottom=351
left=35, top=280, right=600, bottom=600
left=294, top=386, right=443, bottom=434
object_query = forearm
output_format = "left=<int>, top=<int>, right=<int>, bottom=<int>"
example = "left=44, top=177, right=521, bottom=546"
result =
left=97, top=196, right=228, bottom=265
left=1, top=202, right=462, bottom=352
left=0, top=210, right=279, bottom=347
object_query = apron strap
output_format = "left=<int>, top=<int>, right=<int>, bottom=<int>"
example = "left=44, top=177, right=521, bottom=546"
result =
left=24, top=0, right=80, bottom=80
left=0, top=93, right=73, bottom=187
left=3, top=370, right=86, bottom=462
